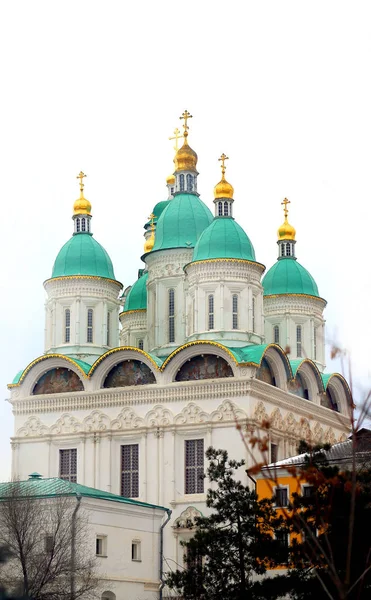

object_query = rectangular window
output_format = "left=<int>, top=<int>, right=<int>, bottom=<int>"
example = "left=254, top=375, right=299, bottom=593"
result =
left=275, top=530, right=289, bottom=562
left=59, top=448, right=77, bottom=482
left=169, top=289, right=175, bottom=343
left=270, top=442, right=278, bottom=463
left=296, top=325, right=302, bottom=357
left=87, top=308, right=93, bottom=343
left=132, top=540, right=141, bottom=561
left=274, top=325, right=280, bottom=344
left=121, top=444, right=139, bottom=498
left=208, top=294, right=214, bottom=330
left=138, top=339, right=144, bottom=350
left=96, top=536, right=107, bottom=556
left=106, top=311, right=110, bottom=346
left=232, top=295, right=238, bottom=329
left=302, top=485, right=314, bottom=498
left=65, top=309, right=71, bottom=343
left=44, top=535, right=54, bottom=554
left=275, top=487, right=288, bottom=507
left=185, top=439, right=204, bottom=495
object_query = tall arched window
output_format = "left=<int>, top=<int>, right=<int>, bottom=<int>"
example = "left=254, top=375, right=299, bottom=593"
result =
left=186, top=174, right=193, bottom=192
left=252, top=297, right=256, bottom=332
left=65, top=309, right=70, bottom=343
left=179, top=174, right=185, bottom=192
left=87, top=309, right=93, bottom=343
left=280, top=244, right=285, bottom=257
left=232, top=294, right=238, bottom=329
left=106, top=311, right=110, bottom=346
left=138, top=339, right=144, bottom=350
left=87, top=219, right=90, bottom=232
left=274, top=325, right=280, bottom=344
left=286, top=242, right=291, bottom=256
left=81, top=218, right=86, bottom=232
left=218, top=202, right=223, bottom=216
left=76, top=218, right=81, bottom=233
left=296, top=325, right=302, bottom=357
left=208, top=294, right=214, bottom=330
left=168, top=289, right=175, bottom=343
left=224, top=201, right=229, bottom=216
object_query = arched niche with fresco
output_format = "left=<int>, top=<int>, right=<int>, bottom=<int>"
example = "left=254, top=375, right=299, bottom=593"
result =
left=256, top=358, right=277, bottom=387
left=288, top=372, right=310, bottom=400
left=103, top=360, right=156, bottom=388
left=32, top=368, right=84, bottom=395
left=175, top=354, right=233, bottom=382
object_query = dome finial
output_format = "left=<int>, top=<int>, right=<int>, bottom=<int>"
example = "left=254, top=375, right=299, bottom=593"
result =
left=169, top=127, right=183, bottom=153
left=214, top=153, right=234, bottom=202
left=278, top=197, right=296, bottom=241
left=73, top=171, right=92, bottom=217
left=144, top=213, right=156, bottom=253
left=174, top=110, right=198, bottom=174
left=179, top=109, right=193, bottom=143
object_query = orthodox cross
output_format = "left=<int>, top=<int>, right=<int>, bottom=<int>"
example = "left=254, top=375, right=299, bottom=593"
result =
left=169, top=128, right=183, bottom=152
left=281, top=197, right=290, bottom=218
left=148, top=213, right=155, bottom=232
left=179, top=109, right=193, bottom=134
left=218, top=153, right=229, bottom=177
left=76, top=171, right=86, bottom=193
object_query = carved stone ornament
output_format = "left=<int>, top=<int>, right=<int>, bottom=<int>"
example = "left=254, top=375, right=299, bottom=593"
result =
left=110, top=407, right=144, bottom=430
left=284, top=412, right=297, bottom=434
left=270, top=408, right=284, bottom=431
left=174, top=403, right=209, bottom=425
left=313, top=422, right=324, bottom=442
left=324, top=427, right=336, bottom=445
left=211, top=399, right=247, bottom=423
left=50, top=413, right=84, bottom=435
left=83, top=410, right=110, bottom=432
left=253, top=401, right=269, bottom=424
left=299, top=418, right=312, bottom=441
left=145, top=405, right=174, bottom=427
left=173, top=506, right=203, bottom=529
left=16, top=416, right=49, bottom=437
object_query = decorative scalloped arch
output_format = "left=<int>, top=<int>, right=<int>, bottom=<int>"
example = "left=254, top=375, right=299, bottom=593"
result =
left=322, top=374, right=351, bottom=416
left=10, top=355, right=87, bottom=397
left=253, top=401, right=269, bottom=424
left=50, top=414, right=84, bottom=435
left=145, top=405, right=174, bottom=428
left=89, top=347, right=160, bottom=375
left=110, top=407, right=144, bottom=430
left=256, top=345, right=292, bottom=391
left=173, top=506, right=203, bottom=529
left=289, top=359, right=324, bottom=402
left=162, top=341, right=238, bottom=383
left=210, top=400, right=247, bottom=424
left=174, top=403, right=210, bottom=426
left=16, top=416, right=49, bottom=437
left=83, top=410, right=110, bottom=432
left=270, top=408, right=284, bottom=431
left=89, top=348, right=159, bottom=389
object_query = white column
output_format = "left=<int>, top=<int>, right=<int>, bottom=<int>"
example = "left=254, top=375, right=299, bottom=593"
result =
left=143, top=432, right=148, bottom=502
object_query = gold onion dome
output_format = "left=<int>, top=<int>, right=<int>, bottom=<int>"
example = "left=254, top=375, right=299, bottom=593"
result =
left=214, top=153, right=234, bottom=199
left=174, top=109, right=198, bottom=173
left=73, top=171, right=92, bottom=216
left=166, top=173, right=175, bottom=185
left=277, top=198, right=296, bottom=240
left=144, top=213, right=155, bottom=253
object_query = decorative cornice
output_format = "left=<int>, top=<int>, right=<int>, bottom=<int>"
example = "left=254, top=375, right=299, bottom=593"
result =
left=185, top=258, right=266, bottom=272
left=89, top=346, right=160, bottom=374
left=119, top=309, right=147, bottom=318
left=44, top=275, right=123, bottom=288
left=264, top=292, right=327, bottom=305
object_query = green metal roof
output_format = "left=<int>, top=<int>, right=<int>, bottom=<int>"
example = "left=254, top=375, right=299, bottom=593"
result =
left=52, top=233, right=115, bottom=280
left=191, top=217, right=256, bottom=263
left=230, top=344, right=276, bottom=366
left=321, top=373, right=333, bottom=389
left=0, top=475, right=167, bottom=512
left=123, top=272, right=148, bottom=312
left=262, top=257, right=319, bottom=297
left=152, top=192, right=213, bottom=252
left=11, top=369, right=24, bottom=384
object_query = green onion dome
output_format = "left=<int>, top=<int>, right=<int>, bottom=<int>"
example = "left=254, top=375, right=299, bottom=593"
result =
left=262, top=257, right=319, bottom=297
left=144, top=200, right=171, bottom=229
left=191, top=217, right=256, bottom=263
left=52, top=233, right=115, bottom=279
left=123, top=272, right=148, bottom=312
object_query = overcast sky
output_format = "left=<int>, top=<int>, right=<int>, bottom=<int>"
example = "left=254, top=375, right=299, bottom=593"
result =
left=0, top=1, right=370, bottom=480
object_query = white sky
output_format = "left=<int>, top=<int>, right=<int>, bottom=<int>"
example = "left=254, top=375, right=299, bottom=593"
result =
left=0, top=1, right=370, bottom=480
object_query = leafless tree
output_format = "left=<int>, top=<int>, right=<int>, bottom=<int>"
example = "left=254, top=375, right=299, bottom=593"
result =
left=0, top=485, right=99, bottom=600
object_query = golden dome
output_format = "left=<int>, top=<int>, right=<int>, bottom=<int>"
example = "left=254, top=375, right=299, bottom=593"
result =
left=73, top=171, right=92, bottom=216
left=174, top=138, right=198, bottom=173
left=214, top=153, right=234, bottom=200
left=166, top=173, right=175, bottom=185
left=277, top=198, right=296, bottom=240
left=144, top=213, right=155, bottom=253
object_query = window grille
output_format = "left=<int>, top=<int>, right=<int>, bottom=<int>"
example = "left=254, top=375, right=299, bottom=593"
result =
left=76, top=218, right=81, bottom=233
left=218, top=202, right=223, bottom=216
left=280, top=244, right=285, bottom=257
left=274, top=325, right=279, bottom=344
left=186, top=174, right=193, bottom=192
left=252, top=297, right=256, bottom=332
left=296, top=325, right=302, bottom=357
left=138, top=339, right=144, bottom=350
left=185, top=439, right=204, bottom=494
left=121, top=444, right=139, bottom=498
left=208, top=294, right=214, bottom=330
left=81, top=218, right=86, bottom=232
left=106, top=311, right=110, bottom=346
left=87, top=309, right=93, bottom=343
left=232, top=294, right=238, bottom=329
left=168, top=289, right=175, bottom=343
left=65, top=309, right=71, bottom=343
left=179, top=174, right=185, bottom=191
left=59, top=449, right=77, bottom=482
left=275, top=487, right=288, bottom=507
left=224, top=201, right=229, bottom=216
left=87, top=219, right=90, bottom=232
left=286, top=242, right=291, bottom=256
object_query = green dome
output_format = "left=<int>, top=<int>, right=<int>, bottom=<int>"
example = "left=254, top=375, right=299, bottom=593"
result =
left=52, top=233, right=115, bottom=279
left=145, top=200, right=170, bottom=229
left=123, top=272, right=148, bottom=312
left=152, top=193, right=213, bottom=252
left=262, top=257, right=319, bottom=297
left=192, top=217, right=256, bottom=263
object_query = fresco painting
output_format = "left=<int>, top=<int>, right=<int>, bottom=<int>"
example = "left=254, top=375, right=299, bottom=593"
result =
left=104, top=360, right=156, bottom=387
left=175, top=355, right=233, bottom=382
left=256, top=358, right=276, bottom=386
left=32, top=368, right=84, bottom=395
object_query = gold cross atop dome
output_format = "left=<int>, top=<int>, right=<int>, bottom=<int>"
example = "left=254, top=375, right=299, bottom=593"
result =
left=73, top=171, right=92, bottom=216
left=76, top=171, right=87, bottom=194
left=281, top=197, right=290, bottom=219
left=179, top=110, right=193, bottom=140
left=278, top=197, right=296, bottom=241
left=169, top=128, right=183, bottom=153
left=174, top=109, right=198, bottom=173
left=218, top=153, right=229, bottom=179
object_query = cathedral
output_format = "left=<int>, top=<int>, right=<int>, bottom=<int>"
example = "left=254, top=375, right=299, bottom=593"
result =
left=8, top=110, right=351, bottom=596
